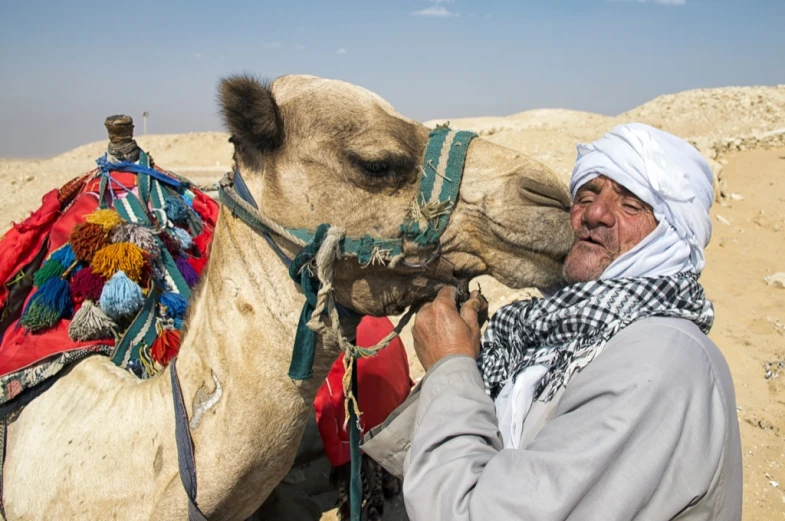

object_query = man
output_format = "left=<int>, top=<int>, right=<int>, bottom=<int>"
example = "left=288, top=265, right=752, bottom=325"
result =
left=361, top=123, right=742, bottom=520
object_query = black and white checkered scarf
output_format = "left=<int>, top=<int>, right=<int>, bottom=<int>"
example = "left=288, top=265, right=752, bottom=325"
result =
left=477, top=271, right=714, bottom=402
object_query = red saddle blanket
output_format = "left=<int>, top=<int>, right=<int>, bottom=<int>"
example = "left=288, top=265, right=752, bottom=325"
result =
left=0, top=167, right=219, bottom=382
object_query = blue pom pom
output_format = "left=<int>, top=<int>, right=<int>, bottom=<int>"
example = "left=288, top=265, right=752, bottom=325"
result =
left=173, top=317, right=184, bottom=330
left=159, top=291, right=189, bottom=319
left=99, top=271, right=144, bottom=320
left=50, top=244, right=77, bottom=268
left=164, top=196, right=190, bottom=224
left=19, top=277, right=73, bottom=332
left=169, top=227, right=193, bottom=251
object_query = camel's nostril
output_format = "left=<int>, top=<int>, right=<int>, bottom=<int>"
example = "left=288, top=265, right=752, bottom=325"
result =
left=519, top=178, right=572, bottom=211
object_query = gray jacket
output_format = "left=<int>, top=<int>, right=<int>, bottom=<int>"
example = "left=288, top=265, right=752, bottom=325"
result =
left=361, top=317, right=742, bottom=520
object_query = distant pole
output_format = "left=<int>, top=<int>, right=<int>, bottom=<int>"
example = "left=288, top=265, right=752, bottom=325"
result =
left=142, top=111, right=149, bottom=135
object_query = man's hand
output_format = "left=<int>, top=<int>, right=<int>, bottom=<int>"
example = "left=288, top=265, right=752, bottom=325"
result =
left=412, top=286, right=489, bottom=371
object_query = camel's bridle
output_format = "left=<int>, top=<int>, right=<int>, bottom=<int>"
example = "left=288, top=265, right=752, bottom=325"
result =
left=170, top=126, right=478, bottom=521
left=218, top=125, right=478, bottom=271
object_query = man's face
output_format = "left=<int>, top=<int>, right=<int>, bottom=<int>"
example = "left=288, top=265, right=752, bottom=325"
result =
left=563, top=175, right=658, bottom=283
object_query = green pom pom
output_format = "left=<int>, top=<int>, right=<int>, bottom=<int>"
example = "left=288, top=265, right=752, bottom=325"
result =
left=33, top=259, right=66, bottom=287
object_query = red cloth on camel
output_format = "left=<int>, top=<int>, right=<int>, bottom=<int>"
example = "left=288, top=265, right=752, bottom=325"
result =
left=0, top=168, right=219, bottom=377
left=314, top=316, right=414, bottom=468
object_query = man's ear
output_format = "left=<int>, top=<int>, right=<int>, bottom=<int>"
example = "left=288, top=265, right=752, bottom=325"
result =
left=219, top=74, right=283, bottom=170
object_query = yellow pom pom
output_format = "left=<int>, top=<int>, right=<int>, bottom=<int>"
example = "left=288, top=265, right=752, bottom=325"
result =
left=91, top=243, right=147, bottom=282
left=85, top=209, right=124, bottom=231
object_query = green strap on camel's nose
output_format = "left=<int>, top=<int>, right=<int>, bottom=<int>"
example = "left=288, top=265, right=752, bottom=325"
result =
left=401, top=127, right=477, bottom=246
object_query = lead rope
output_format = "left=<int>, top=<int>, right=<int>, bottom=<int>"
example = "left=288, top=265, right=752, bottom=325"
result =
left=303, top=227, right=416, bottom=520
left=305, top=227, right=416, bottom=427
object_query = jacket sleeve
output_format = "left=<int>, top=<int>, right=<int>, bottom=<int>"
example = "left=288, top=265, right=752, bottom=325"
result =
left=402, top=322, right=729, bottom=521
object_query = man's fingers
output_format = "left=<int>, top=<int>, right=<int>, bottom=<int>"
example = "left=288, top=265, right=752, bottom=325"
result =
left=459, top=294, right=481, bottom=325
left=433, top=285, right=458, bottom=306
left=469, top=290, right=488, bottom=309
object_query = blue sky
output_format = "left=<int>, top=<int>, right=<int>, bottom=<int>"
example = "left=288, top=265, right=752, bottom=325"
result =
left=1, top=0, right=783, bottom=158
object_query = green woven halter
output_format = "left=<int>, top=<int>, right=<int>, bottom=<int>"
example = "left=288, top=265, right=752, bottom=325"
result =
left=218, top=125, right=477, bottom=377
left=219, top=125, right=477, bottom=268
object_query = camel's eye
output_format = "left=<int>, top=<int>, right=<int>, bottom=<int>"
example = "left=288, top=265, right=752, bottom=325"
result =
left=360, top=160, right=391, bottom=177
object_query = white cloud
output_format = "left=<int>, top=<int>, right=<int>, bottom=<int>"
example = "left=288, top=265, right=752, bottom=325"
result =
left=337, top=48, right=348, bottom=54
left=192, top=53, right=202, bottom=58
left=412, top=5, right=459, bottom=17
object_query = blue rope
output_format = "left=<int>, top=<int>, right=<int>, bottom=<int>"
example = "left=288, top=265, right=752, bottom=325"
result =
left=96, top=154, right=185, bottom=190
left=349, top=356, right=362, bottom=521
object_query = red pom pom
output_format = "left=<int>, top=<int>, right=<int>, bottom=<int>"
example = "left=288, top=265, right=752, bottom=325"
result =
left=151, top=329, right=181, bottom=366
left=70, top=267, right=105, bottom=304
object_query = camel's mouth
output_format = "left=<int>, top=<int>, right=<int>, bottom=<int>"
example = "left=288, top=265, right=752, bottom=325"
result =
left=488, top=213, right=573, bottom=263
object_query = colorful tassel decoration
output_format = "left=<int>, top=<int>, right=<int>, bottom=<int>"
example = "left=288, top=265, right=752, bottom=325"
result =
left=159, top=291, right=188, bottom=319
left=169, top=227, right=194, bottom=251
left=99, top=271, right=144, bottom=321
left=33, top=258, right=66, bottom=287
left=50, top=244, right=77, bottom=268
left=58, top=175, right=87, bottom=207
left=70, top=267, right=105, bottom=304
left=164, top=196, right=190, bottom=224
left=19, top=277, right=73, bottom=333
left=150, top=328, right=181, bottom=366
left=159, top=231, right=181, bottom=255
left=85, top=209, right=124, bottom=231
left=151, top=259, right=168, bottom=287
left=91, top=242, right=147, bottom=283
left=193, top=231, right=211, bottom=256
left=110, top=224, right=161, bottom=258
left=70, top=222, right=109, bottom=262
left=68, top=300, right=117, bottom=341
left=175, top=257, right=200, bottom=288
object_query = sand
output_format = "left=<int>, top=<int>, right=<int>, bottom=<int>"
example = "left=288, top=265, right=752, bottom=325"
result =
left=1, top=83, right=783, bottom=520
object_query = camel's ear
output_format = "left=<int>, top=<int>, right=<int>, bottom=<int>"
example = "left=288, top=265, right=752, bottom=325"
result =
left=219, top=75, right=283, bottom=168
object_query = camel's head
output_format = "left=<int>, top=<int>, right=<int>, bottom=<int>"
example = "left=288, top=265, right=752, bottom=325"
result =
left=219, top=74, right=573, bottom=316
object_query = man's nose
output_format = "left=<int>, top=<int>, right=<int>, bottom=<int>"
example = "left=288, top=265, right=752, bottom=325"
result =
left=582, top=195, right=616, bottom=228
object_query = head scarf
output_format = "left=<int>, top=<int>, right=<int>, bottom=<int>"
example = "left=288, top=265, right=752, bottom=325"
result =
left=569, top=123, right=714, bottom=278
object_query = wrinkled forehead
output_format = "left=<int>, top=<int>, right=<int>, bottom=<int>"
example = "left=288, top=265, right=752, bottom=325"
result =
left=271, top=74, right=416, bottom=123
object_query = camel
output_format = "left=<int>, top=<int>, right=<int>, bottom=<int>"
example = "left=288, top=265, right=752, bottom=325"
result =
left=2, top=74, right=574, bottom=520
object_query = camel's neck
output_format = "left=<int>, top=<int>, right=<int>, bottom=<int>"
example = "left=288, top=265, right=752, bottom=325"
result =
left=175, top=205, right=360, bottom=409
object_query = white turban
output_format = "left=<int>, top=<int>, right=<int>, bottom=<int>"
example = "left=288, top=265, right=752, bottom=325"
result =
left=569, top=123, right=714, bottom=279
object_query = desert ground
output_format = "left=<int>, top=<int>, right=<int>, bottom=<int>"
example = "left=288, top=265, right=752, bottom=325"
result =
left=1, top=84, right=783, bottom=520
